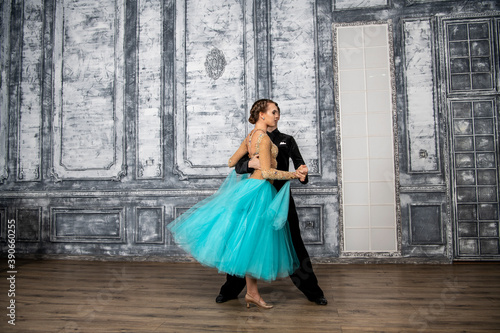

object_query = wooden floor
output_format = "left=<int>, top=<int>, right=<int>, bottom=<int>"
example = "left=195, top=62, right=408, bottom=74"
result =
left=1, top=260, right=500, bottom=332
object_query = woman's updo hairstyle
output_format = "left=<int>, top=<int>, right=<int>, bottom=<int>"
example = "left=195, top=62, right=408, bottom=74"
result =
left=248, top=99, right=277, bottom=124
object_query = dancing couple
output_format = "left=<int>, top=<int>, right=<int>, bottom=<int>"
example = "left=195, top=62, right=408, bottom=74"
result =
left=168, top=99, right=327, bottom=308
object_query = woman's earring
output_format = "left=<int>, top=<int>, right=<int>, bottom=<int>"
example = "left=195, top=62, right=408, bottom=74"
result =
left=262, top=117, right=265, bottom=120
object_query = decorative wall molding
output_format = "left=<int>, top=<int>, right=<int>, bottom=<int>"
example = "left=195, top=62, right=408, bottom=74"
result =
left=0, top=0, right=10, bottom=184
left=50, top=207, right=125, bottom=243
left=16, top=0, right=43, bottom=182
left=15, top=207, right=41, bottom=242
left=136, top=0, right=163, bottom=179
left=269, top=0, right=321, bottom=174
left=135, top=207, right=164, bottom=244
left=406, top=0, right=452, bottom=4
left=0, top=189, right=217, bottom=199
left=402, top=18, right=440, bottom=174
left=294, top=192, right=339, bottom=257
left=297, top=205, right=324, bottom=245
left=409, top=203, right=444, bottom=245
left=174, top=0, right=255, bottom=179
left=10, top=253, right=452, bottom=264
left=334, top=0, right=390, bottom=11
left=400, top=185, right=447, bottom=193
left=205, top=48, right=227, bottom=80
left=291, top=187, right=338, bottom=195
left=170, top=206, right=190, bottom=245
left=0, top=186, right=339, bottom=199
left=51, top=0, right=126, bottom=181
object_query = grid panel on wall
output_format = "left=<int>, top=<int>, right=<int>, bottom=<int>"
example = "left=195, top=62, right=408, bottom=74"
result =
left=446, top=20, right=495, bottom=93
left=451, top=100, right=499, bottom=256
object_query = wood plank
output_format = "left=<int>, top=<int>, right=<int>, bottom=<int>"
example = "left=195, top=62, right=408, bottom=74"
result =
left=0, top=260, right=499, bottom=332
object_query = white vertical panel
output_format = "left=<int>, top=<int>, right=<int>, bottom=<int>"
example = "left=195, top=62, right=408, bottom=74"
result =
left=270, top=0, right=320, bottom=173
left=17, top=0, right=43, bottom=181
left=403, top=19, right=439, bottom=173
left=336, top=23, right=397, bottom=252
left=136, top=0, right=163, bottom=179
left=52, top=0, right=125, bottom=180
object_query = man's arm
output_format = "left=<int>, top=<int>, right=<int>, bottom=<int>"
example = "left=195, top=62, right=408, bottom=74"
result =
left=235, top=154, right=262, bottom=174
left=234, top=154, right=252, bottom=174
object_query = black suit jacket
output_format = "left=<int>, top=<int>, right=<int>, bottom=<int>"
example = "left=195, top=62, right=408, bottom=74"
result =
left=235, top=128, right=308, bottom=191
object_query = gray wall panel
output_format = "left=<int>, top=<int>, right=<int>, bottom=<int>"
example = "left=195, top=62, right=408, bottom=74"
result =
left=0, top=0, right=10, bottom=183
left=136, top=0, right=163, bottom=179
left=16, top=207, right=41, bottom=242
left=50, top=208, right=125, bottom=243
left=403, top=18, right=440, bottom=173
left=0, top=0, right=499, bottom=262
left=51, top=0, right=126, bottom=180
left=174, top=0, right=255, bottom=178
left=16, top=0, right=43, bottom=182
left=409, top=204, right=444, bottom=245
left=270, top=0, right=320, bottom=173
left=297, top=206, right=324, bottom=245
left=136, top=207, right=164, bottom=244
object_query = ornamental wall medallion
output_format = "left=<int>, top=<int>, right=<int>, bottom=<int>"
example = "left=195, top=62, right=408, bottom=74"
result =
left=204, top=48, right=226, bottom=80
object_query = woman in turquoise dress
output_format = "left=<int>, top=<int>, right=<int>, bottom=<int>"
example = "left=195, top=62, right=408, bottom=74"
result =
left=168, top=99, right=308, bottom=309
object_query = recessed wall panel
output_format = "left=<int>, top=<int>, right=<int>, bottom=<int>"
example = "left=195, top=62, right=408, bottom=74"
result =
left=170, top=206, right=190, bottom=245
left=51, top=208, right=124, bottom=243
left=136, top=207, right=164, bottom=244
left=16, top=208, right=41, bottom=242
left=270, top=0, right=320, bottom=173
left=52, top=0, right=125, bottom=180
left=403, top=19, right=439, bottom=173
left=297, top=206, right=324, bottom=245
left=17, top=0, right=43, bottom=181
left=175, top=0, right=255, bottom=178
left=136, top=0, right=163, bottom=179
left=410, top=204, right=443, bottom=245
left=0, top=0, right=10, bottom=183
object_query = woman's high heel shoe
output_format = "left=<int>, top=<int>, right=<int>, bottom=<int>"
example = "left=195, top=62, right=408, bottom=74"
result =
left=245, top=293, right=273, bottom=309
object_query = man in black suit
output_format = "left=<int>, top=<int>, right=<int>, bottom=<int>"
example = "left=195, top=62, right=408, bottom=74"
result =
left=215, top=106, right=327, bottom=305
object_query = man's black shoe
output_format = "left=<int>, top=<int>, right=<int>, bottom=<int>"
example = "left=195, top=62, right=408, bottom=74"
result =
left=312, top=297, right=328, bottom=305
left=215, top=294, right=237, bottom=303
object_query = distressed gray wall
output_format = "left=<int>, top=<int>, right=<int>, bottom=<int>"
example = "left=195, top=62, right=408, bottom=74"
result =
left=0, top=0, right=499, bottom=262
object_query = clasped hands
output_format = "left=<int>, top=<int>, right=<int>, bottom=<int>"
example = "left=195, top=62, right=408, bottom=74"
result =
left=249, top=155, right=308, bottom=182
left=295, top=164, right=308, bottom=182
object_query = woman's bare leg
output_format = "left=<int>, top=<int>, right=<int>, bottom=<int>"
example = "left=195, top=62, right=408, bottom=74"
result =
left=245, top=275, right=260, bottom=299
left=245, top=275, right=273, bottom=308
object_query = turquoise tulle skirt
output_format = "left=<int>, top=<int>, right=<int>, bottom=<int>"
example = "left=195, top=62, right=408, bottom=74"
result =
left=167, top=170, right=299, bottom=282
